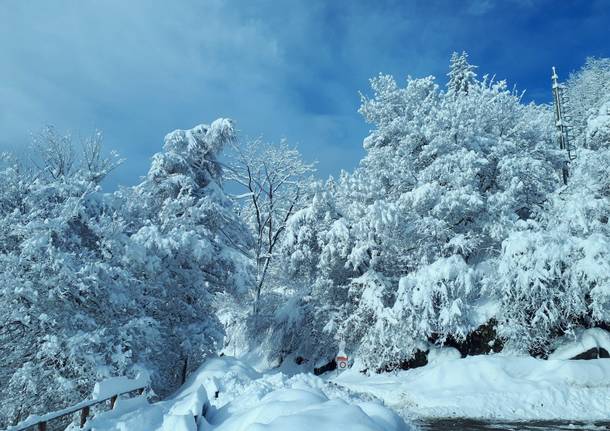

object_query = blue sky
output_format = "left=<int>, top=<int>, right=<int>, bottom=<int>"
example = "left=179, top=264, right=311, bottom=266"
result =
left=1, top=0, right=609, bottom=190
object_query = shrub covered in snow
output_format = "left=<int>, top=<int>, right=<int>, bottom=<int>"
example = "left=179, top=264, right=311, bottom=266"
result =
left=566, top=57, right=610, bottom=148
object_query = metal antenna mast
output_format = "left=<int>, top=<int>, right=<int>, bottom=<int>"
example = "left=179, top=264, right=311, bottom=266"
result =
left=552, top=66, right=576, bottom=184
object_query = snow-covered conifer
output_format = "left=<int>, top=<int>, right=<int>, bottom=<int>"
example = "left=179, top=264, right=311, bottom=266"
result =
left=447, top=51, right=478, bottom=96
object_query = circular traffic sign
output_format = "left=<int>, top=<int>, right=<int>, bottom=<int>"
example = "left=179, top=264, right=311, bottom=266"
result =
left=336, top=355, right=348, bottom=370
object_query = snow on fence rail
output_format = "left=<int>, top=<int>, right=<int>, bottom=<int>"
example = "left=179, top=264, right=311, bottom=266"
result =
left=5, top=375, right=149, bottom=431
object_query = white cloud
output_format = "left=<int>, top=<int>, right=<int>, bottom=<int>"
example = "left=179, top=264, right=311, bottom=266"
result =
left=1, top=0, right=581, bottom=189
left=0, top=1, right=287, bottom=179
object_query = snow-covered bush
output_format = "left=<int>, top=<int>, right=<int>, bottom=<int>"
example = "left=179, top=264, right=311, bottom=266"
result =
left=387, top=258, right=476, bottom=350
left=586, top=100, right=610, bottom=150
left=498, top=228, right=610, bottom=354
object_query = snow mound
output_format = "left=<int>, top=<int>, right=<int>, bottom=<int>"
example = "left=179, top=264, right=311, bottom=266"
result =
left=549, top=328, right=610, bottom=360
left=81, top=356, right=411, bottom=431
left=212, top=387, right=405, bottom=431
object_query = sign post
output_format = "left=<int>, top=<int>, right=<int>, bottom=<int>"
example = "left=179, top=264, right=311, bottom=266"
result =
left=335, top=340, right=348, bottom=373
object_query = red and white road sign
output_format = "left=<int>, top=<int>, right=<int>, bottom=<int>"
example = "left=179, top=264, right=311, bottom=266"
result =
left=336, top=355, right=348, bottom=370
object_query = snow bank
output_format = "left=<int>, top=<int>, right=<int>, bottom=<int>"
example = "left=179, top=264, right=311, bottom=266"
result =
left=549, top=328, right=610, bottom=360
left=80, top=356, right=411, bottom=431
left=334, top=354, right=610, bottom=421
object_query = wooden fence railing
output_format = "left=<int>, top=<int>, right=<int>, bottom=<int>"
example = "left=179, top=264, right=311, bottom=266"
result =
left=6, top=386, right=146, bottom=431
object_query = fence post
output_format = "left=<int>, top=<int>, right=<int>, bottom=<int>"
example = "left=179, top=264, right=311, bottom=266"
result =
left=181, top=356, right=189, bottom=385
left=80, top=405, right=90, bottom=428
left=110, top=395, right=118, bottom=409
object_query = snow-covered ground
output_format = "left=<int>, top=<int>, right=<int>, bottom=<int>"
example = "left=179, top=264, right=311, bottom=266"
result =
left=78, top=357, right=411, bottom=431
left=73, top=329, right=610, bottom=430
left=334, top=352, right=610, bottom=421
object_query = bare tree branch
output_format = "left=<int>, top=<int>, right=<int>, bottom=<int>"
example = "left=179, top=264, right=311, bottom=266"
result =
left=225, top=139, right=316, bottom=313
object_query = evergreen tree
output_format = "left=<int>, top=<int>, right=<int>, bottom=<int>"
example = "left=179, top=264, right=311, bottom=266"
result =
left=447, top=51, right=478, bottom=96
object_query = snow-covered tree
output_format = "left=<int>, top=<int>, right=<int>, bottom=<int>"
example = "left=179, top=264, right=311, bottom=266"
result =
left=120, top=119, right=254, bottom=378
left=0, top=120, right=254, bottom=427
left=566, top=57, right=610, bottom=148
left=226, top=140, right=315, bottom=313
left=497, top=64, right=610, bottom=354
left=447, top=51, right=478, bottom=96
left=276, top=52, right=559, bottom=369
left=0, top=134, right=142, bottom=426
left=30, top=126, right=122, bottom=184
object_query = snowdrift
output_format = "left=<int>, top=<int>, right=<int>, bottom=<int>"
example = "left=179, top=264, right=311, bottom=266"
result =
left=78, top=357, right=411, bottom=431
